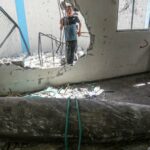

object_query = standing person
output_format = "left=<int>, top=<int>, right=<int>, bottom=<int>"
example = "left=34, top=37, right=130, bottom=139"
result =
left=60, top=5, right=81, bottom=65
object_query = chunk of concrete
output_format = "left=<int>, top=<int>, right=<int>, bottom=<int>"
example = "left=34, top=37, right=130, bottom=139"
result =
left=0, top=97, right=150, bottom=144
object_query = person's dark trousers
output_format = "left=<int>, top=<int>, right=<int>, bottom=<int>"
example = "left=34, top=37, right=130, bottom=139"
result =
left=66, top=40, right=77, bottom=65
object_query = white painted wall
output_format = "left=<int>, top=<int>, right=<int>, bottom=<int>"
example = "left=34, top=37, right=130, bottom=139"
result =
left=0, top=0, right=22, bottom=57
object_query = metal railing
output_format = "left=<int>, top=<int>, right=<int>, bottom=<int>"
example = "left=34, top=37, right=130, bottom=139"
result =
left=0, top=7, right=30, bottom=56
left=38, top=32, right=65, bottom=66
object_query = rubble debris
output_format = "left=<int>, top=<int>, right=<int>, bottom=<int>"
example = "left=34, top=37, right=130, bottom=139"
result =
left=0, top=56, right=24, bottom=65
left=25, top=83, right=104, bottom=99
left=0, top=47, right=85, bottom=69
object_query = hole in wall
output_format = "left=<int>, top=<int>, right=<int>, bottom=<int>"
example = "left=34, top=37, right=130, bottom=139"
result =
left=32, top=0, right=91, bottom=68
left=0, top=0, right=91, bottom=69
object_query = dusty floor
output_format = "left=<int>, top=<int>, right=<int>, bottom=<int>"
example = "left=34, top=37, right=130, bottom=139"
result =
left=26, top=72, right=150, bottom=105
left=97, top=72, right=150, bottom=105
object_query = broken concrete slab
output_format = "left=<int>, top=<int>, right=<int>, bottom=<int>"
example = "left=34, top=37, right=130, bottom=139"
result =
left=0, top=63, right=62, bottom=96
left=0, top=97, right=150, bottom=144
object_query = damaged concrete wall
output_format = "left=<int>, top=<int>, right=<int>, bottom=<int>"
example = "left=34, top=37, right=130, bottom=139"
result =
left=0, top=0, right=22, bottom=57
left=49, top=0, right=150, bottom=85
left=1, top=0, right=150, bottom=95
left=0, top=64, right=61, bottom=95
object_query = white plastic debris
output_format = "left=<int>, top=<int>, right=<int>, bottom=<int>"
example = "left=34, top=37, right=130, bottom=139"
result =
left=26, top=84, right=104, bottom=99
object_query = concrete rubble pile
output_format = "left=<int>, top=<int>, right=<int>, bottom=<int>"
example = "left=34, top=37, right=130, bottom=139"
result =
left=0, top=53, right=62, bottom=68
left=0, top=47, right=85, bottom=69
left=26, top=83, right=104, bottom=99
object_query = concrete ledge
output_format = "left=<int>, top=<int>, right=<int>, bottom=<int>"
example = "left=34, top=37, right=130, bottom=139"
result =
left=0, top=97, right=150, bottom=144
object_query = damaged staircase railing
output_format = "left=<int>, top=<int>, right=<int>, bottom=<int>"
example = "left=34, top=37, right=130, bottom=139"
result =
left=38, top=32, right=66, bottom=66
left=0, top=7, right=30, bottom=56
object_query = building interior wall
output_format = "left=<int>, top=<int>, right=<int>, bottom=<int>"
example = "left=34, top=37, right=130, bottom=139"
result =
left=1, top=0, right=150, bottom=94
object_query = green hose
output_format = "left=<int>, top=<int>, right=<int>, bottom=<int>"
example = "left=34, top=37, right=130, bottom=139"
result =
left=75, top=98, right=82, bottom=150
left=64, top=98, right=82, bottom=150
left=65, top=98, right=70, bottom=150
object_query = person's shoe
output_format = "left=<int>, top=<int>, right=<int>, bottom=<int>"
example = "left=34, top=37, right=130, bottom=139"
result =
left=67, top=63, right=73, bottom=66
left=60, top=58, right=66, bottom=66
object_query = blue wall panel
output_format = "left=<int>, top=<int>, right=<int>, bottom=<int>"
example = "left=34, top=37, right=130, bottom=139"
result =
left=15, top=0, right=30, bottom=53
